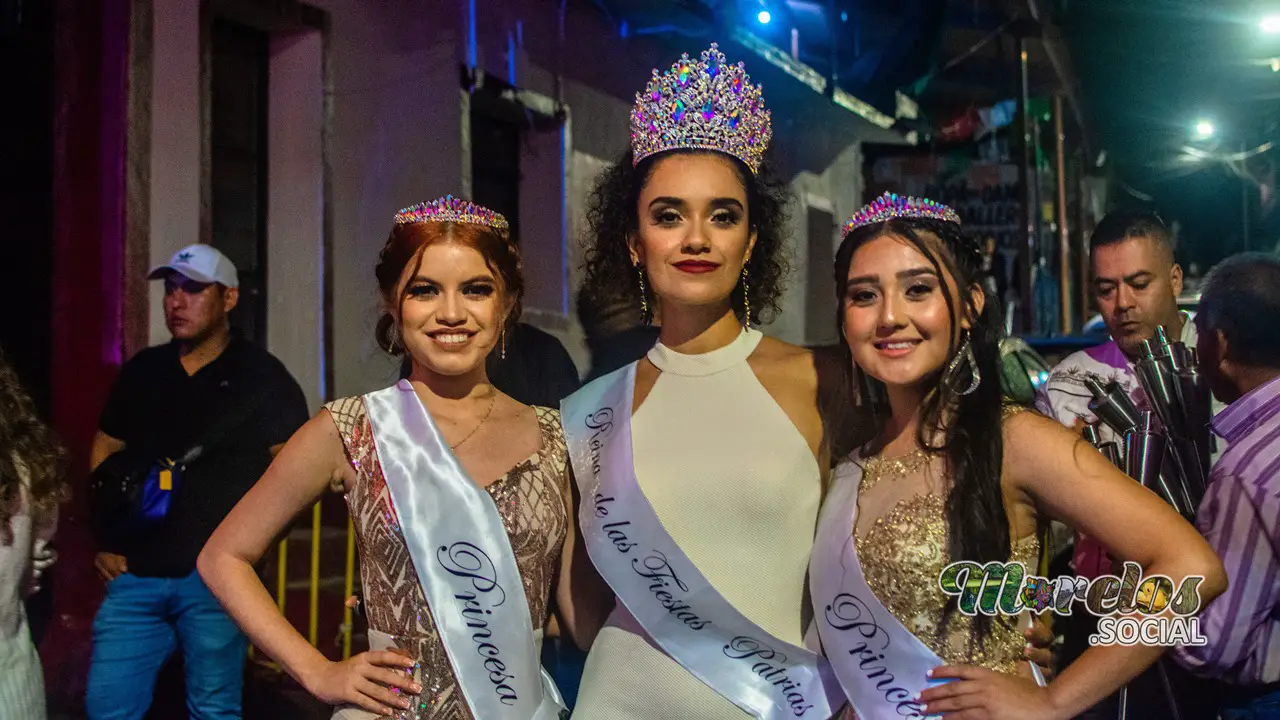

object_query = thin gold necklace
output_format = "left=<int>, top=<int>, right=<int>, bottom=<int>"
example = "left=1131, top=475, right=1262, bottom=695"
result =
left=861, top=448, right=931, bottom=494
left=449, top=393, right=497, bottom=450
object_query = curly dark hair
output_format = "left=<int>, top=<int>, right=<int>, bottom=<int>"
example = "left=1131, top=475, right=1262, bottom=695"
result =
left=0, top=352, right=67, bottom=545
left=834, top=217, right=1011, bottom=646
left=580, top=149, right=792, bottom=325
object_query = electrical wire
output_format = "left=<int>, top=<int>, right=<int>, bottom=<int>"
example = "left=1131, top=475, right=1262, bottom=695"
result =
left=931, top=14, right=1023, bottom=78
left=1179, top=140, right=1275, bottom=163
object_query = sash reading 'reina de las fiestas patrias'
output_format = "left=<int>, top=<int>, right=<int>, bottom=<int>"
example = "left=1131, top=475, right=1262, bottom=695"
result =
left=561, top=365, right=844, bottom=720
left=364, top=381, right=566, bottom=720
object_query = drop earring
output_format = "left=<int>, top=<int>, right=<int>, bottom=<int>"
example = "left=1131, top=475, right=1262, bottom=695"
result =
left=636, top=264, right=650, bottom=324
left=386, top=322, right=400, bottom=353
left=945, top=332, right=981, bottom=395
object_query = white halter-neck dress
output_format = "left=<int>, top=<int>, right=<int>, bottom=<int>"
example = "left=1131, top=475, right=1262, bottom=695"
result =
left=572, top=329, right=823, bottom=719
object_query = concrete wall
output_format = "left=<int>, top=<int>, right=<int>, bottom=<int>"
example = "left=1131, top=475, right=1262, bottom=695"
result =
left=788, top=142, right=866, bottom=347
left=266, top=28, right=325, bottom=409
left=311, top=1, right=465, bottom=399
left=147, top=0, right=201, bottom=346
left=141, top=0, right=887, bottom=404
left=145, top=0, right=464, bottom=405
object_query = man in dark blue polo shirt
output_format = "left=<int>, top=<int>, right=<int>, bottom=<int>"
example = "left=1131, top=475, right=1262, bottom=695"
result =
left=86, top=245, right=308, bottom=720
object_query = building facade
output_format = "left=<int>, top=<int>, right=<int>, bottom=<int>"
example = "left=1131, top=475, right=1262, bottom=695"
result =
left=132, top=0, right=910, bottom=406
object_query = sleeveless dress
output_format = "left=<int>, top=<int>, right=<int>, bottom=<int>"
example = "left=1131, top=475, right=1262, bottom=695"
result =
left=324, top=397, right=569, bottom=720
left=571, top=328, right=824, bottom=719
left=839, top=407, right=1041, bottom=719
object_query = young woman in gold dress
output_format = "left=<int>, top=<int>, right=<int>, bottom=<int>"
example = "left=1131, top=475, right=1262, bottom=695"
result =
left=815, top=194, right=1225, bottom=719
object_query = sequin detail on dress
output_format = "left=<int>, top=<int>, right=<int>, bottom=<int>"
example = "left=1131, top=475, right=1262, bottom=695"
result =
left=854, top=408, right=1039, bottom=677
left=855, top=493, right=1038, bottom=676
left=325, top=397, right=569, bottom=719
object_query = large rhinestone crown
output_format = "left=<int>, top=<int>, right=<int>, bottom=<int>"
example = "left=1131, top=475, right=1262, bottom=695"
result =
left=630, top=43, right=772, bottom=174
left=393, top=195, right=509, bottom=236
left=841, top=192, right=962, bottom=238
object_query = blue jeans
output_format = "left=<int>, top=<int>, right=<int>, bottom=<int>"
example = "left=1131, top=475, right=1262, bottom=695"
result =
left=1222, top=683, right=1280, bottom=720
left=87, top=571, right=248, bottom=720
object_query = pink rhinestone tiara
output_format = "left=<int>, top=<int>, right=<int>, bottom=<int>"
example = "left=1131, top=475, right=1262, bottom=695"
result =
left=841, top=191, right=962, bottom=238
left=630, top=43, right=772, bottom=174
left=393, top=195, right=509, bottom=235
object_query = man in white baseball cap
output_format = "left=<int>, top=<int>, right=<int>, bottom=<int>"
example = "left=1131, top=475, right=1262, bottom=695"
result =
left=86, top=243, right=308, bottom=719
left=145, top=244, right=240, bottom=350
left=147, top=243, right=240, bottom=288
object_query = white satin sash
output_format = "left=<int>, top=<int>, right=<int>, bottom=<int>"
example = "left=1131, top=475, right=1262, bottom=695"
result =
left=364, top=381, right=566, bottom=720
left=810, top=458, right=1045, bottom=720
left=809, top=459, right=946, bottom=719
left=561, top=365, right=844, bottom=720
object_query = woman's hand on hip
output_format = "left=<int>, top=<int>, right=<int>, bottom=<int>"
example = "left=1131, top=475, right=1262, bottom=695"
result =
left=302, top=649, right=420, bottom=716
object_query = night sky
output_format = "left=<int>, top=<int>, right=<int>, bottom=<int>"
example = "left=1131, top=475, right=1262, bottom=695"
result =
left=1063, top=0, right=1280, bottom=272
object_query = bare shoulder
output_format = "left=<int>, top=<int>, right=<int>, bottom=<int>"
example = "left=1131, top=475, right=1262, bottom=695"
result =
left=495, top=391, right=536, bottom=420
left=753, top=334, right=813, bottom=362
left=1000, top=406, right=1093, bottom=477
left=1002, top=406, right=1076, bottom=443
left=749, top=335, right=824, bottom=456
left=749, top=335, right=817, bottom=391
left=295, top=408, right=356, bottom=490
left=302, top=407, right=349, bottom=451
left=489, top=393, right=542, bottom=438
left=490, top=393, right=546, bottom=458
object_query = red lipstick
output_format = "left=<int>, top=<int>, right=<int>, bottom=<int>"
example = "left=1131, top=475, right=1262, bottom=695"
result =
left=673, top=260, right=720, bottom=274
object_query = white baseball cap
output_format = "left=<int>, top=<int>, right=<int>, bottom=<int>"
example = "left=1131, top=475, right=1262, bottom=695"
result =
left=148, top=244, right=239, bottom=288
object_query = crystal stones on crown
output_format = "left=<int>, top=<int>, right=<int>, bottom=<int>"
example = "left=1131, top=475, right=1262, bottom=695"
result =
left=629, top=43, right=772, bottom=174
left=393, top=195, right=510, bottom=236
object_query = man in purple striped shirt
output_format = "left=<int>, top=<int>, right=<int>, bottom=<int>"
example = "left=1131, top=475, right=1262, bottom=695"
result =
left=1172, top=253, right=1280, bottom=718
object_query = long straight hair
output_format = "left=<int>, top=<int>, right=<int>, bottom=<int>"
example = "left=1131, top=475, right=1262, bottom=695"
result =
left=833, top=217, right=1009, bottom=644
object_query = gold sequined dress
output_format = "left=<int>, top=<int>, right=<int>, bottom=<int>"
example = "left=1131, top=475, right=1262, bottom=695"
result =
left=842, top=409, right=1040, bottom=718
left=324, top=397, right=569, bottom=720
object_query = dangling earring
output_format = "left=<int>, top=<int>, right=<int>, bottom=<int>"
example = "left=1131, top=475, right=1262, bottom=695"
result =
left=636, top=264, right=650, bottom=324
left=500, top=327, right=506, bottom=360
left=945, top=332, right=981, bottom=395
left=386, top=323, right=401, bottom=353
left=741, top=266, right=752, bottom=328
